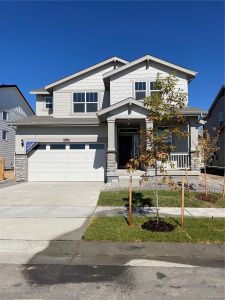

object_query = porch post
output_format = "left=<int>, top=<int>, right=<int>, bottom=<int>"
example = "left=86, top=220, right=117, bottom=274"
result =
left=145, top=120, right=153, bottom=150
left=189, top=118, right=200, bottom=171
left=107, top=119, right=117, bottom=172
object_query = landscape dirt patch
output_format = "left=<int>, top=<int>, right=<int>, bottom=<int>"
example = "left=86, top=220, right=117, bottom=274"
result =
left=195, top=193, right=218, bottom=204
left=141, top=218, right=175, bottom=232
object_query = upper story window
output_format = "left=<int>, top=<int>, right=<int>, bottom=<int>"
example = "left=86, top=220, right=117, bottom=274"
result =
left=2, top=130, right=7, bottom=141
left=2, top=111, right=8, bottom=121
left=150, top=82, right=161, bottom=96
left=219, top=112, right=224, bottom=127
left=73, top=92, right=98, bottom=113
left=45, top=97, right=53, bottom=109
left=135, top=82, right=146, bottom=100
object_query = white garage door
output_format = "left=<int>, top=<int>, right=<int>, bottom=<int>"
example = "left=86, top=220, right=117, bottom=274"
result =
left=28, top=143, right=106, bottom=182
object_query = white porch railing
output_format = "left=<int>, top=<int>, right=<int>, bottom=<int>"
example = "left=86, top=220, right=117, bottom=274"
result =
left=169, top=152, right=190, bottom=169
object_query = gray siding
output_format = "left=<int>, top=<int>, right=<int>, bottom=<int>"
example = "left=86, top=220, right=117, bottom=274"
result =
left=0, top=87, right=33, bottom=169
left=205, top=94, right=225, bottom=168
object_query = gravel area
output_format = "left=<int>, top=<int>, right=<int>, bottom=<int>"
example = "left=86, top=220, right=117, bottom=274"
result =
left=103, top=176, right=224, bottom=194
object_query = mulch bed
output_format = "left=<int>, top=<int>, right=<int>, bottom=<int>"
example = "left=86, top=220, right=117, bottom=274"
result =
left=141, top=218, right=175, bottom=232
left=195, top=193, right=218, bottom=204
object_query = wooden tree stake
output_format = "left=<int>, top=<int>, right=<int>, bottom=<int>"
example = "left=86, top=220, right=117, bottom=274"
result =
left=181, top=176, right=185, bottom=227
left=129, top=175, right=132, bottom=226
left=204, top=166, right=208, bottom=197
left=223, top=169, right=225, bottom=200
left=185, top=164, right=190, bottom=197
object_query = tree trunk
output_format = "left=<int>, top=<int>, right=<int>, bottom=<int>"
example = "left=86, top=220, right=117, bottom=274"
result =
left=129, top=175, right=132, bottom=226
left=204, top=166, right=208, bottom=197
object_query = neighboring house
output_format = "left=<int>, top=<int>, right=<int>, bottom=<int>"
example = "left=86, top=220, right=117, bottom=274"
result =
left=13, top=55, right=206, bottom=183
left=0, top=85, right=34, bottom=170
left=204, top=85, right=225, bottom=169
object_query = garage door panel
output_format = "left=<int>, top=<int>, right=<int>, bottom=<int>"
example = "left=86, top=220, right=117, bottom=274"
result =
left=28, top=145, right=105, bottom=182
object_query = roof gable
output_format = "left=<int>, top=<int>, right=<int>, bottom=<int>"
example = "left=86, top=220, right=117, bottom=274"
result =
left=44, top=56, right=128, bottom=90
left=0, top=84, right=34, bottom=115
left=103, top=54, right=197, bottom=80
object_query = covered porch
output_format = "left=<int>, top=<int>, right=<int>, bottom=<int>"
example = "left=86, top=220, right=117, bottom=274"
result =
left=97, top=98, right=201, bottom=183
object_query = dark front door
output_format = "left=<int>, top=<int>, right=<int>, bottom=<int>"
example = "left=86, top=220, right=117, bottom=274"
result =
left=118, top=136, right=133, bottom=168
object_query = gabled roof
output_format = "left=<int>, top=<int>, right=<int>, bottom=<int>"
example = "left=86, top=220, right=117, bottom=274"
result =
left=103, top=54, right=197, bottom=80
left=0, top=84, right=34, bottom=114
left=208, top=85, right=225, bottom=115
left=97, top=97, right=148, bottom=117
left=98, top=97, right=207, bottom=118
left=34, top=56, right=128, bottom=92
left=30, top=88, right=50, bottom=95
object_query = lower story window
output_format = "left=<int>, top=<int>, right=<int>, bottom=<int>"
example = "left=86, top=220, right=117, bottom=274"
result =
left=157, top=127, right=172, bottom=145
left=2, top=130, right=7, bottom=140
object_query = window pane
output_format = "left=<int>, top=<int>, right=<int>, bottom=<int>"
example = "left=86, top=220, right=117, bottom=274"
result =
left=46, top=97, right=53, bottom=109
left=50, top=144, right=66, bottom=150
left=86, top=92, right=98, bottom=102
left=2, top=130, right=7, bottom=140
left=89, top=144, right=104, bottom=149
left=74, top=103, right=85, bottom=113
left=73, top=93, right=85, bottom=102
left=86, top=103, right=97, bottom=112
left=150, top=82, right=155, bottom=90
left=3, top=111, right=8, bottom=120
left=135, top=91, right=146, bottom=100
left=33, top=144, right=46, bottom=150
left=135, top=82, right=146, bottom=91
left=70, top=144, right=85, bottom=149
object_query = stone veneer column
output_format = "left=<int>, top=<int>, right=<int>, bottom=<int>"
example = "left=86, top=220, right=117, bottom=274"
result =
left=106, top=151, right=117, bottom=172
left=189, top=118, right=200, bottom=171
left=15, top=154, right=28, bottom=181
left=107, top=119, right=117, bottom=172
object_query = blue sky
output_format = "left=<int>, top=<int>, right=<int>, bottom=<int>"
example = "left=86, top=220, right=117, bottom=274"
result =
left=0, top=1, right=224, bottom=111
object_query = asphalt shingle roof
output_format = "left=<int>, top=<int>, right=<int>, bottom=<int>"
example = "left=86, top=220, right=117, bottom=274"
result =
left=11, top=115, right=99, bottom=126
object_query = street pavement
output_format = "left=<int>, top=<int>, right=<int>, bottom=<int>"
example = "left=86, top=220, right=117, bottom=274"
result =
left=0, top=262, right=224, bottom=299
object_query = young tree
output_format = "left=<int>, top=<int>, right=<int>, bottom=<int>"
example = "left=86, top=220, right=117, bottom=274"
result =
left=127, top=73, right=189, bottom=225
left=141, top=73, right=188, bottom=176
left=197, top=129, right=220, bottom=196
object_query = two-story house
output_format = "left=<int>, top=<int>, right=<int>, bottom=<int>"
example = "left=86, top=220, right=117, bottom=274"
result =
left=13, top=55, right=206, bottom=183
left=0, top=85, right=34, bottom=170
left=204, top=85, right=225, bottom=170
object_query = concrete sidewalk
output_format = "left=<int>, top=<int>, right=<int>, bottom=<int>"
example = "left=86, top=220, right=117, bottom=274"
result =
left=95, top=206, right=225, bottom=218
left=0, top=206, right=224, bottom=218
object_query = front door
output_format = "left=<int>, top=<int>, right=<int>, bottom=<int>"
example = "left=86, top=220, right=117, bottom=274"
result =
left=118, top=136, right=133, bottom=168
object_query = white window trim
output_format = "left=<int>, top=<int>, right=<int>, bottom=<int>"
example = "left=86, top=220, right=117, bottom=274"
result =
left=45, top=97, right=53, bottom=110
left=2, top=111, right=8, bottom=121
left=72, top=91, right=99, bottom=114
left=150, top=81, right=161, bottom=96
left=133, top=80, right=161, bottom=99
left=2, top=130, right=7, bottom=141
left=134, top=81, right=147, bottom=100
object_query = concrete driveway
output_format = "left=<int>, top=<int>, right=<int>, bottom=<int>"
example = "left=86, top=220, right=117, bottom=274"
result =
left=0, top=182, right=103, bottom=263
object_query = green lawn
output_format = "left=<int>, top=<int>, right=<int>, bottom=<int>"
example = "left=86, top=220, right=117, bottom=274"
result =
left=98, top=190, right=225, bottom=208
left=84, top=216, right=225, bottom=243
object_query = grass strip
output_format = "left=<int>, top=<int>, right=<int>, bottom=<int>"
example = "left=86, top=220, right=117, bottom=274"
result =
left=84, top=216, right=225, bottom=243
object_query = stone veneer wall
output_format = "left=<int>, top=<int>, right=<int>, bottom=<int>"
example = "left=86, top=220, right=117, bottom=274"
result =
left=107, top=151, right=117, bottom=172
left=190, top=151, right=201, bottom=171
left=15, top=154, right=28, bottom=182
